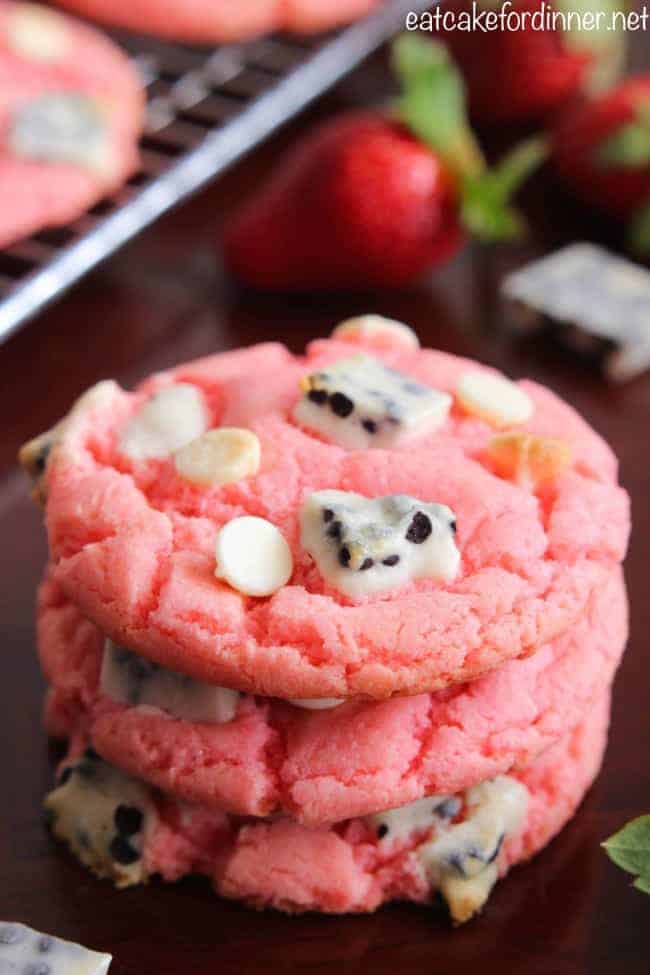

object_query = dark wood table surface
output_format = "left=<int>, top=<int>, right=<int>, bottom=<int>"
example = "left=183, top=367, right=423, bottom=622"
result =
left=1, top=68, right=649, bottom=975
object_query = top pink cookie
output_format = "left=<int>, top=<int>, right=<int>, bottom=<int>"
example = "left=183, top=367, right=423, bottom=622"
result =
left=28, top=315, right=629, bottom=700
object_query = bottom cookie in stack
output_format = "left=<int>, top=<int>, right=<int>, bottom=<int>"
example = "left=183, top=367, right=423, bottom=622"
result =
left=44, top=692, right=610, bottom=925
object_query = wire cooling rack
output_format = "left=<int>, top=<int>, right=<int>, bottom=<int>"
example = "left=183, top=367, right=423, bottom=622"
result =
left=0, top=0, right=434, bottom=343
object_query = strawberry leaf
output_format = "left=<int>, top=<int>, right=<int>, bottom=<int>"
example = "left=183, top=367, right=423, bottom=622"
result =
left=392, top=35, right=484, bottom=182
left=598, top=100, right=650, bottom=167
left=460, top=138, right=548, bottom=243
left=627, top=198, right=650, bottom=255
left=602, top=814, right=650, bottom=893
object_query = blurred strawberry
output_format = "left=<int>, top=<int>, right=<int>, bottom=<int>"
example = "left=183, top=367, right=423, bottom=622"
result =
left=437, top=0, right=625, bottom=124
left=223, top=37, right=545, bottom=291
left=552, top=76, right=650, bottom=252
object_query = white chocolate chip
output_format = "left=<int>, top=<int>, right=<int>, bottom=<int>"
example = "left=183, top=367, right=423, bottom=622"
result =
left=101, top=640, right=240, bottom=724
left=174, top=427, right=260, bottom=487
left=332, top=315, right=420, bottom=350
left=119, top=384, right=208, bottom=461
left=6, top=4, right=69, bottom=62
left=215, top=516, right=293, bottom=597
left=456, top=371, right=533, bottom=428
left=0, top=922, right=111, bottom=975
left=289, top=697, right=345, bottom=710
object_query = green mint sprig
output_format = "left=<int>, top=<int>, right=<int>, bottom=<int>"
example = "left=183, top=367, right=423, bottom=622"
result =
left=602, top=814, right=650, bottom=894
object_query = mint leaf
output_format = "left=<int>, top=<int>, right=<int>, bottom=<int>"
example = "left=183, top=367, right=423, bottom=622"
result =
left=602, top=814, right=650, bottom=892
left=392, top=35, right=484, bottom=181
left=460, top=137, right=548, bottom=243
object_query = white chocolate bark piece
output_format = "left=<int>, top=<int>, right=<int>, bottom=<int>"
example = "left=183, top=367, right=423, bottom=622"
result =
left=293, top=354, right=451, bottom=449
left=174, top=427, right=260, bottom=487
left=0, top=922, right=111, bottom=975
left=300, top=490, right=459, bottom=598
left=369, top=794, right=461, bottom=842
left=101, top=639, right=240, bottom=723
left=44, top=750, right=155, bottom=888
left=6, top=4, right=69, bottom=62
left=119, top=383, right=208, bottom=461
left=419, top=776, right=529, bottom=924
left=289, top=697, right=345, bottom=710
left=19, top=380, right=119, bottom=504
left=9, top=92, right=113, bottom=175
left=331, top=315, right=420, bottom=350
left=215, top=516, right=293, bottom=597
left=456, top=371, right=533, bottom=428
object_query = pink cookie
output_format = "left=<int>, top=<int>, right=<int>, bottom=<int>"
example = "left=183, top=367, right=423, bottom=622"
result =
left=50, top=0, right=380, bottom=43
left=44, top=693, right=610, bottom=923
left=26, top=328, right=629, bottom=701
left=39, top=566, right=626, bottom=824
left=0, top=1, right=143, bottom=248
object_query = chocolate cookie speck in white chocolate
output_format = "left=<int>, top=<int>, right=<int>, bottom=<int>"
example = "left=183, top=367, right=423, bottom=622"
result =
left=101, top=639, right=240, bottom=723
left=174, top=427, right=260, bottom=486
left=293, top=354, right=451, bottom=449
left=215, top=516, right=293, bottom=597
left=119, top=383, right=208, bottom=461
left=44, top=750, right=155, bottom=888
left=301, top=490, right=459, bottom=598
left=0, top=922, right=111, bottom=975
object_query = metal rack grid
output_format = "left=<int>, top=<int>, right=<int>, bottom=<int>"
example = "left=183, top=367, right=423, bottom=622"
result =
left=0, top=0, right=433, bottom=343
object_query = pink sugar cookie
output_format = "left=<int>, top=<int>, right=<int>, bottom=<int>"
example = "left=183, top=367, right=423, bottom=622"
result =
left=44, top=693, right=610, bottom=922
left=0, top=2, right=143, bottom=247
left=50, top=0, right=380, bottom=43
left=39, top=566, right=626, bottom=824
left=28, top=330, right=629, bottom=700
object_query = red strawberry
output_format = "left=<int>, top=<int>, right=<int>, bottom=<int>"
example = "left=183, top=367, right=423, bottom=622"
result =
left=223, top=37, right=545, bottom=291
left=436, top=0, right=624, bottom=124
left=552, top=76, right=650, bottom=235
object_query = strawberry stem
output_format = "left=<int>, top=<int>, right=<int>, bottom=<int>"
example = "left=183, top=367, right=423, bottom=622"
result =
left=392, top=35, right=547, bottom=243
left=627, top=197, right=650, bottom=256
left=391, top=35, right=484, bottom=183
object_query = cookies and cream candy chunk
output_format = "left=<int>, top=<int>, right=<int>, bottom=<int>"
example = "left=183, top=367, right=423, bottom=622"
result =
left=331, top=315, right=420, bottom=351
left=0, top=922, right=111, bottom=975
left=300, top=490, right=459, bottom=598
left=44, top=750, right=155, bottom=888
left=174, top=427, right=260, bottom=486
left=293, top=354, right=451, bottom=449
left=6, top=4, right=70, bottom=63
left=119, top=383, right=208, bottom=461
left=19, top=380, right=118, bottom=504
left=368, top=794, right=461, bottom=843
left=9, top=92, right=114, bottom=175
left=101, top=639, right=240, bottom=723
left=419, top=775, right=529, bottom=924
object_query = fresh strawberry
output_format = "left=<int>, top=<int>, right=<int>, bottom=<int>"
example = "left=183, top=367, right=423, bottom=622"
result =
left=552, top=76, right=650, bottom=250
left=223, top=37, right=545, bottom=291
left=436, top=0, right=624, bottom=124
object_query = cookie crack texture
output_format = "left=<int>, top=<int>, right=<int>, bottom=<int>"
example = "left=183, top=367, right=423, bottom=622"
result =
left=41, top=336, right=629, bottom=699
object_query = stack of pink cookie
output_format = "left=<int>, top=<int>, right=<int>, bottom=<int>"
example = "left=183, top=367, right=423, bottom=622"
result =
left=21, top=316, right=630, bottom=924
